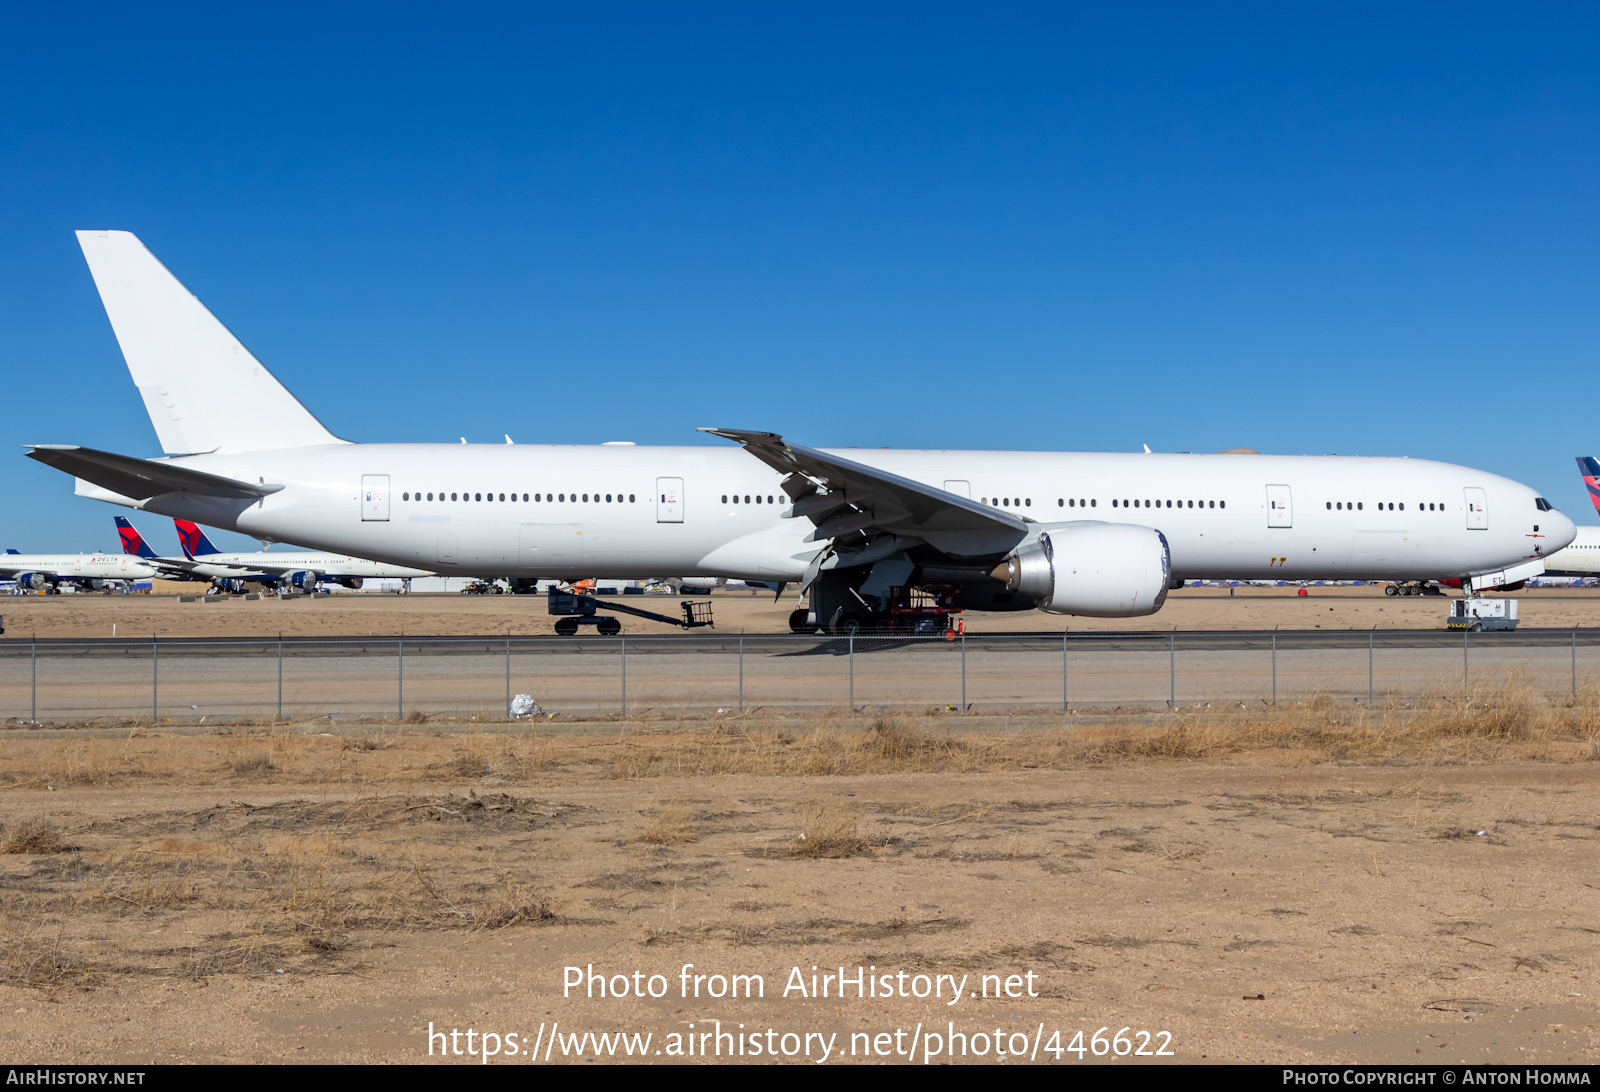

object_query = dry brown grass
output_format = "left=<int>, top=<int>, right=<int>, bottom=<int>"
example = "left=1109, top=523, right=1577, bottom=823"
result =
left=0, top=793, right=561, bottom=988
left=637, top=804, right=697, bottom=845
left=2, top=818, right=75, bottom=854
left=0, top=679, right=1594, bottom=798
left=230, top=752, right=275, bottom=776
left=790, top=799, right=870, bottom=858
left=602, top=682, right=1600, bottom=778
left=2, top=686, right=1592, bottom=999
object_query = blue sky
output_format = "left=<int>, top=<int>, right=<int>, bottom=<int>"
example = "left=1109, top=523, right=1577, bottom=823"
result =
left=3, top=4, right=1599, bottom=552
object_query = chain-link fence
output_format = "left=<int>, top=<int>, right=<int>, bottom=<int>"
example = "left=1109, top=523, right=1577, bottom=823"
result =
left=2, top=629, right=1597, bottom=723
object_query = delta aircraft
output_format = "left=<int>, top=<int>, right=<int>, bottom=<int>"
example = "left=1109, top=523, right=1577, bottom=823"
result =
left=1533, top=457, right=1600, bottom=582
left=0, top=545, right=159, bottom=593
left=25, top=230, right=1577, bottom=634
left=115, top=517, right=434, bottom=592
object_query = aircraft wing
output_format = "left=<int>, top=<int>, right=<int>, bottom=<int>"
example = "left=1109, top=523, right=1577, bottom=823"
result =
left=23, top=445, right=283, bottom=501
left=144, top=555, right=214, bottom=576
left=699, top=428, right=1028, bottom=559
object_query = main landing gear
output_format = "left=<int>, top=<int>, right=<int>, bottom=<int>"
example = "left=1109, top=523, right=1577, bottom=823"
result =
left=1385, top=582, right=1443, bottom=597
left=798, top=576, right=965, bottom=636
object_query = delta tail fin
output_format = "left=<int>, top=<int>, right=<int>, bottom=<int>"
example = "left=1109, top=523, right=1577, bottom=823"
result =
left=114, top=517, right=157, bottom=559
left=1577, top=457, right=1600, bottom=517
left=173, top=519, right=223, bottom=559
left=75, top=231, right=346, bottom=455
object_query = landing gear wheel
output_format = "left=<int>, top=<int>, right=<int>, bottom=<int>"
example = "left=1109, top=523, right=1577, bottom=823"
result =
left=829, top=607, right=866, bottom=637
left=553, top=617, right=580, bottom=636
left=1384, top=584, right=1399, bottom=596
left=596, top=617, right=622, bottom=636
left=788, top=608, right=815, bottom=634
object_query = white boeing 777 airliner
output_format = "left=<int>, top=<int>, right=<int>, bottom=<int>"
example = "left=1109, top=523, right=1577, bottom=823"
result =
left=25, top=231, right=1574, bottom=633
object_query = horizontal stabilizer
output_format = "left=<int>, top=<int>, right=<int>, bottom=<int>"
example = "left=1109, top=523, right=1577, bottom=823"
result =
left=25, top=445, right=283, bottom=501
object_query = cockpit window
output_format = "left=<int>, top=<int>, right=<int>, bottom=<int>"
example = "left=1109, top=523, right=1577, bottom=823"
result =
left=1535, top=497, right=1554, bottom=511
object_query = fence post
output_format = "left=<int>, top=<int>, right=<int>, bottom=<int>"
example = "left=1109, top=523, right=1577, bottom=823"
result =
left=1368, top=628, right=1374, bottom=707
left=1573, top=627, right=1578, bottom=700
left=738, top=634, right=744, bottom=713
left=620, top=636, right=627, bottom=717
left=848, top=632, right=854, bottom=710
left=1062, top=630, right=1068, bottom=712
left=398, top=637, right=404, bottom=719
left=961, top=629, right=966, bottom=710
left=30, top=635, right=36, bottom=724
left=1168, top=630, right=1175, bottom=709
left=152, top=635, right=158, bottom=723
left=277, top=633, right=283, bottom=721
left=505, top=633, right=511, bottom=719
left=1272, top=628, right=1277, bottom=705
left=1463, top=627, right=1468, bottom=690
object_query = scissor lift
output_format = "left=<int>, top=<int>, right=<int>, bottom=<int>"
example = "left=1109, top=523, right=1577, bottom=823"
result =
left=547, top=589, right=714, bottom=636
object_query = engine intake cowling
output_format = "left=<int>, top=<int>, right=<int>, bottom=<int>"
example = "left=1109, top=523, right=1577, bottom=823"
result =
left=15, top=572, right=49, bottom=592
left=991, top=524, right=1171, bottom=617
left=278, top=570, right=320, bottom=592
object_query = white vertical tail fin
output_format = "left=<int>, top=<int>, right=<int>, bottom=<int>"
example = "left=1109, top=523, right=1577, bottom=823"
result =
left=76, top=230, right=345, bottom=454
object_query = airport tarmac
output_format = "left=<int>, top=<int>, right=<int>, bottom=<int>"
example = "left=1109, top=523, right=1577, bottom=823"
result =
left=4, top=585, right=1600, bottom=640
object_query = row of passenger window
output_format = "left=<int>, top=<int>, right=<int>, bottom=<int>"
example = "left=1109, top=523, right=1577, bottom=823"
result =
left=1111, top=499, right=1224, bottom=509
left=1327, top=502, right=1446, bottom=511
left=986, top=497, right=1228, bottom=510
left=723, top=494, right=778, bottom=504
left=401, top=491, right=637, bottom=503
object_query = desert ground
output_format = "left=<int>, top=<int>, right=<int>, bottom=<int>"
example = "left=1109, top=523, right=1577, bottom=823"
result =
left=0, top=702, right=1596, bottom=1065
left=4, top=584, right=1599, bottom=639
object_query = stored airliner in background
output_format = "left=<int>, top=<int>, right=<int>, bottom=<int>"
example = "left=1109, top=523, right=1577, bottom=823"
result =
left=25, top=230, right=1575, bottom=633
left=114, top=517, right=434, bottom=592
left=1532, top=457, right=1600, bottom=582
left=0, top=546, right=159, bottom=592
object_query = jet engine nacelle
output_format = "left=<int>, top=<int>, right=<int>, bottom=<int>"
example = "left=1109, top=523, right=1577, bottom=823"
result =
left=15, top=572, right=49, bottom=592
left=278, top=570, right=320, bottom=592
left=329, top=576, right=363, bottom=590
left=992, top=523, right=1172, bottom=617
left=215, top=578, right=251, bottom=594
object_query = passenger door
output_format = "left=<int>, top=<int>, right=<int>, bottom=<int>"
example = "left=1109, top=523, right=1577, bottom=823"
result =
left=361, top=475, right=389, bottom=521
left=1266, top=484, right=1292, bottom=528
left=1464, top=487, right=1488, bottom=530
left=656, top=478, right=683, bottom=523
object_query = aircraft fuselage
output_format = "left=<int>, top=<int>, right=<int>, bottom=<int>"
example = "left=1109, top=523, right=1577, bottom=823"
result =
left=77, top=443, right=1569, bottom=585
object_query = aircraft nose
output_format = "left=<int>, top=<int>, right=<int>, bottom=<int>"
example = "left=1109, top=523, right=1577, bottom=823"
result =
left=1550, top=508, right=1577, bottom=551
